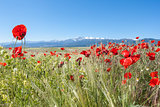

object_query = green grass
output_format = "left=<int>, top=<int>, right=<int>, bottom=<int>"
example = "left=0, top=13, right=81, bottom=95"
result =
left=0, top=45, right=160, bottom=107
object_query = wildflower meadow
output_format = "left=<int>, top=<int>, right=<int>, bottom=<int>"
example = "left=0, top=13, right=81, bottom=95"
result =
left=0, top=25, right=160, bottom=107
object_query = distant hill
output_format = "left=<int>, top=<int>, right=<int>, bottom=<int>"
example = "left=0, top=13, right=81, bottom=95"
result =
left=0, top=37, right=160, bottom=47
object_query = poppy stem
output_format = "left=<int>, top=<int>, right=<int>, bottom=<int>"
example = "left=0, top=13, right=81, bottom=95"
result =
left=13, top=39, right=17, bottom=49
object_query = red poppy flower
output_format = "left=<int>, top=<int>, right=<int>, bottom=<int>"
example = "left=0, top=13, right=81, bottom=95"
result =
left=155, top=48, right=160, bottom=52
left=96, top=48, right=101, bottom=53
left=64, top=53, right=70, bottom=57
left=120, top=57, right=133, bottom=69
left=58, top=61, right=64, bottom=68
left=141, top=40, right=145, bottom=42
left=58, top=53, right=62, bottom=55
left=150, top=71, right=158, bottom=78
left=76, top=57, right=82, bottom=62
left=149, top=57, right=155, bottom=60
left=3, top=63, right=7, bottom=66
left=12, top=46, right=22, bottom=54
left=64, top=53, right=71, bottom=60
left=124, top=72, right=132, bottom=79
left=131, top=54, right=140, bottom=64
left=122, top=79, right=127, bottom=85
left=50, top=51, right=56, bottom=56
left=61, top=48, right=65, bottom=50
left=37, top=61, right=41, bottom=63
left=141, top=43, right=149, bottom=49
left=79, top=75, right=84, bottom=79
left=121, top=50, right=130, bottom=58
left=120, top=49, right=140, bottom=69
left=0, top=62, right=3, bottom=66
left=100, top=43, right=106, bottom=50
left=130, top=46, right=138, bottom=55
left=157, top=41, right=160, bottom=46
left=102, top=49, right=109, bottom=55
left=80, top=50, right=91, bottom=57
left=12, top=46, right=23, bottom=58
left=136, top=37, right=139, bottom=39
left=9, top=47, right=12, bottom=50
left=23, top=51, right=28, bottom=53
left=60, top=61, right=64, bottom=64
left=149, top=78, right=159, bottom=87
left=44, top=53, right=46, bottom=56
left=12, top=24, right=27, bottom=40
left=22, top=57, right=26, bottom=60
left=118, top=47, right=122, bottom=50
left=31, top=55, right=35, bottom=57
left=146, top=52, right=155, bottom=60
left=104, top=59, right=111, bottom=63
left=96, top=53, right=101, bottom=57
left=110, top=48, right=118, bottom=55
left=0, top=62, right=7, bottom=66
left=70, top=75, right=74, bottom=81
left=107, top=68, right=111, bottom=72
left=151, top=40, right=155, bottom=43
left=91, top=45, right=96, bottom=49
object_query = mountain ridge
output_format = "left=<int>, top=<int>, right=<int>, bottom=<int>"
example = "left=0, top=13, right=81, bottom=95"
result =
left=0, top=37, right=159, bottom=47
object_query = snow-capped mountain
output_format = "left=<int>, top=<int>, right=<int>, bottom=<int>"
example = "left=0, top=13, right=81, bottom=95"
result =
left=0, top=37, right=159, bottom=47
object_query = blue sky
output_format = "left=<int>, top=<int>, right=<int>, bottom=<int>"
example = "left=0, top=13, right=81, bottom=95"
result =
left=0, top=0, right=160, bottom=43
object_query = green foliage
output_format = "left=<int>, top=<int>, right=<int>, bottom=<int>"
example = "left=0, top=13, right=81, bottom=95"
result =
left=0, top=45, right=160, bottom=107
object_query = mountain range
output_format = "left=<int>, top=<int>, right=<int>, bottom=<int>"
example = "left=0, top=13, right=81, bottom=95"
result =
left=0, top=37, right=160, bottom=47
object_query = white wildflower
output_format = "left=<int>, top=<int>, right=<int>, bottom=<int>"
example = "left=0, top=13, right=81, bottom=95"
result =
left=146, top=68, right=149, bottom=71
left=1, top=50, right=4, bottom=54
left=13, top=68, right=17, bottom=72
left=136, top=78, right=139, bottom=82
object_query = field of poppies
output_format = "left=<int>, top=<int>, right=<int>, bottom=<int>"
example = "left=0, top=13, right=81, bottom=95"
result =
left=0, top=25, right=160, bottom=107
